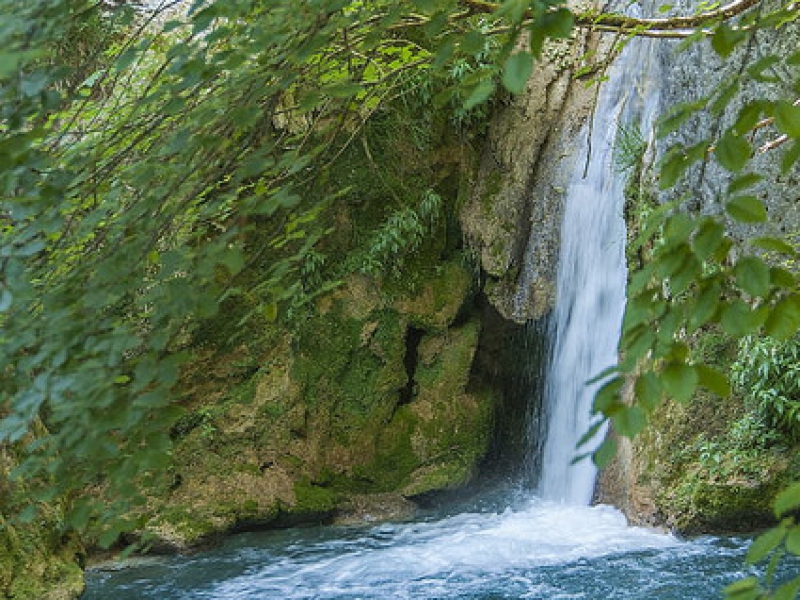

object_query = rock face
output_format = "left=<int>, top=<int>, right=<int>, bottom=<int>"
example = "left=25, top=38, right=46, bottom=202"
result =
left=461, top=25, right=613, bottom=322
left=597, top=6, right=800, bottom=533
left=150, top=262, right=496, bottom=548
left=0, top=448, right=85, bottom=599
left=656, top=4, right=800, bottom=239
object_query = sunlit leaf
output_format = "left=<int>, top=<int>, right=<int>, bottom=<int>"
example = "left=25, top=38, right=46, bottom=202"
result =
left=711, top=23, right=746, bottom=58
left=612, top=405, right=647, bottom=438
left=593, top=438, right=617, bottom=468
left=734, top=256, right=771, bottom=297
left=775, top=101, right=800, bottom=138
left=635, top=372, right=663, bottom=411
left=774, top=482, right=800, bottom=518
left=747, top=524, right=787, bottom=564
left=716, top=132, right=751, bottom=172
left=696, top=364, right=731, bottom=397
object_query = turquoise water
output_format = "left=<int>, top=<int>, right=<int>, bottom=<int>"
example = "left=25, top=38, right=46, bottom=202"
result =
left=83, top=498, right=795, bottom=599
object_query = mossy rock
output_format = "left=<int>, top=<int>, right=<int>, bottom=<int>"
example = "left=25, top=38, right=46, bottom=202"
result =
left=152, top=250, right=488, bottom=544
left=394, top=261, right=472, bottom=331
left=632, top=390, right=800, bottom=534
left=0, top=521, right=85, bottom=599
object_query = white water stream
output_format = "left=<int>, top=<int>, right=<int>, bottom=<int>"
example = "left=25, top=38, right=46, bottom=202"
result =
left=538, top=34, right=661, bottom=503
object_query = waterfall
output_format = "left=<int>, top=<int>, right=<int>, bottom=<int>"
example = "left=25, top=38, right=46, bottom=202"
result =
left=537, top=35, right=661, bottom=504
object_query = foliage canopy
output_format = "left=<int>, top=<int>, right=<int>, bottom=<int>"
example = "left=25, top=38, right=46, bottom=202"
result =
left=2, top=0, right=800, bottom=596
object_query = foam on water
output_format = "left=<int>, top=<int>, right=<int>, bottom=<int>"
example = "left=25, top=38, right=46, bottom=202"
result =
left=197, top=502, right=677, bottom=599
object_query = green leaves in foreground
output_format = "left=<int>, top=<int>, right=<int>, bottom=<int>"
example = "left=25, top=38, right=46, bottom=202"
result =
left=1, top=0, right=590, bottom=541
left=502, top=51, right=533, bottom=94
left=599, top=11, right=800, bottom=597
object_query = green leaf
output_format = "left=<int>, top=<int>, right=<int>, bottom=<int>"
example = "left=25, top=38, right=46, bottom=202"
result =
left=715, top=132, right=751, bottom=172
left=0, top=289, right=11, bottom=312
left=752, top=236, right=796, bottom=256
left=723, top=577, right=759, bottom=600
left=670, top=254, right=701, bottom=296
left=747, top=525, right=786, bottom=564
left=693, top=219, right=725, bottom=261
left=710, top=79, right=740, bottom=116
left=657, top=100, right=706, bottom=138
left=114, top=47, right=140, bottom=72
left=726, top=195, right=767, bottom=223
left=219, top=247, right=245, bottom=275
left=502, top=51, right=533, bottom=95
left=746, top=54, right=780, bottom=82
left=593, top=438, right=617, bottom=468
left=775, top=101, right=800, bottom=138
left=661, top=363, right=698, bottom=403
left=634, top=372, right=664, bottom=411
left=657, top=307, right=683, bottom=343
left=781, top=141, right=800, bottom=174
left=735, top=256, right=771, bottom=297
left=721, top=300, right=765, bottom=337
left=593, top=377, right=624, bottom=414
left=696, top=364, right=731, bottom=397
left=659, top=148, right=691, bottom=188
left=785, top=526, right=800, bottom=555
left=586, top=365, right=621, bottom=385
left=538, top=8, right=574, bottom=39
left=765, top=296, right=800, bottom=340
left=774, top=482, right=800, bottom=518
left=664, top=213, right=695, bottom=247
left=612, top=405, right=647, bottom=438
left=771, top=267, right=797, bottom=289
left=772, top=577, right=800, bottom=600
left=459, top=31, right=486, bottom=54
left=728, top=173, right=764, bottom=195
left=576, top=419, right=606, bottom=448
left=734, top=101, right=766, bottom=136
left=688, top=280, right=721, bottom=331
left=463, top=79, right=496, bottom=110
left=711, top=23, right=746, bottom=58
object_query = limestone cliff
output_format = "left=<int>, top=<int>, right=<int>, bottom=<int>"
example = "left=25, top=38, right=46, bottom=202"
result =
left=461, top=21, right=612, bottom=322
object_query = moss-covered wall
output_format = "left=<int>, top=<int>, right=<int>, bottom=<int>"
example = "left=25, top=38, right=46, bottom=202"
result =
left=0, top=448, right=85, bottom=599
left=133, top=73, right=510, bottom=549
left=147, top=259, right=497, bottom=548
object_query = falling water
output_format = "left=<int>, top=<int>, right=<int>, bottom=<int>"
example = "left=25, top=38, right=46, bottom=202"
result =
left=537, top=35, right=661, bottom=504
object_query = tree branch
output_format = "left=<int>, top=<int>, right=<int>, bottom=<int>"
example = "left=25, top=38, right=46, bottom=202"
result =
left=459, top=0, right=766, bottom=36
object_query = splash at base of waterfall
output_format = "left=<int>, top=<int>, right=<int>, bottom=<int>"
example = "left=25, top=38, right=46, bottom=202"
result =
left=86, top=497, right=781, bottom=600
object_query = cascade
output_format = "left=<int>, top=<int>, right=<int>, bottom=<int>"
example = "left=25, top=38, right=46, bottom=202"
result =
left=536, top=34, right=661, bottom=504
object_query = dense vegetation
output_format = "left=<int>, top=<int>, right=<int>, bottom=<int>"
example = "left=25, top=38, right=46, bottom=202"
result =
left=1, top=0, right=800, bottom=597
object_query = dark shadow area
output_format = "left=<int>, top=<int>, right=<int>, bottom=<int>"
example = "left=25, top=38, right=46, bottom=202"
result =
left=399, top=326, right=425, bottom=406
left=468, top=294, right=551, bottom=488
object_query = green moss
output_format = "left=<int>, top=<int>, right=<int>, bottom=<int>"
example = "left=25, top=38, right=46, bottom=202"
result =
left=480, top=170, right=503, bottom=211
left=0, top=521, right=84, bottom=599
left=394, top=261, right=472, bottom=331
left=354, top=407, right=419, bottom=491
left=293, top=480, right=338, bottom=516
left=638, top=390, right=800, bottom=533
left=154, top=508, right=219, bottom=545
left=402, top=462, right=473, bottom=497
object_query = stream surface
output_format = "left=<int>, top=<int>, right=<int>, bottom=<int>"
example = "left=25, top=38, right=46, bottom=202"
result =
left=83, top=494, right=797, bottom=599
